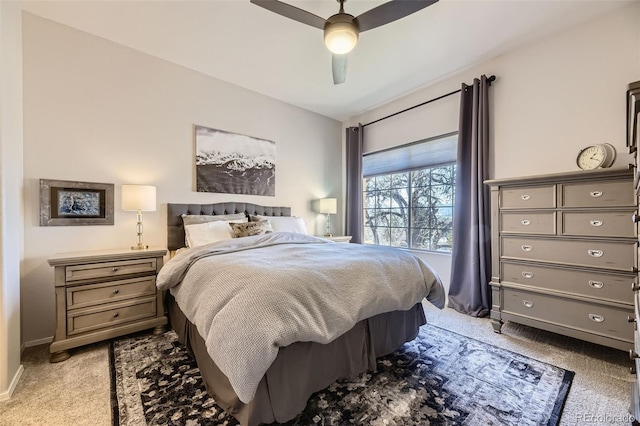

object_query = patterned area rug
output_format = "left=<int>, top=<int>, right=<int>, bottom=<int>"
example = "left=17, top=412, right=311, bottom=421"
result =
left=110, top=325, right=573, bottom=426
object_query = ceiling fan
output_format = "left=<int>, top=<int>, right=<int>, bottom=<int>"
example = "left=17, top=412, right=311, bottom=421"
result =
left=250, top=0, right=439, bottom=85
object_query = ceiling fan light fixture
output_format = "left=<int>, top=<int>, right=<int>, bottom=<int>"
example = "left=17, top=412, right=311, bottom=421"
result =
left=324, top=18, right=358, bottom=54
left=250, top=0, right=439, bottom=84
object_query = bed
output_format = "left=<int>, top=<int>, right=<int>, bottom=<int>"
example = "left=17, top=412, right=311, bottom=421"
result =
left=160, top=202, right=445, bottom=425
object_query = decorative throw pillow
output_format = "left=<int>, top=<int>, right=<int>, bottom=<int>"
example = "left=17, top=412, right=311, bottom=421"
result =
left=231, top=220, right=273, bottom=238
left=184, top=221, right=234, bottom=247
left=250, top=215, right=308, bottom=234
left=181, top=213, right=247, bottom=226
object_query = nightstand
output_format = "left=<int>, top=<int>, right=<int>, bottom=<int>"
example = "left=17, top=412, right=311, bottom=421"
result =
left=47, top=247, right=168, bottom=362
left=324, top=236, right=352, bottom=243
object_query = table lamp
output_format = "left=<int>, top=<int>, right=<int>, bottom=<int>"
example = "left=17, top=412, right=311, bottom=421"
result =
left=122, top=185, right=156, bottom=250
left=318, top=198, right=337, bottom=237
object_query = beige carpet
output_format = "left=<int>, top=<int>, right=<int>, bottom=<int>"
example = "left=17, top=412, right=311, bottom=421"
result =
left=0, top=304, right=633, bottom=426
left=0, top=341, right=111, bottom=426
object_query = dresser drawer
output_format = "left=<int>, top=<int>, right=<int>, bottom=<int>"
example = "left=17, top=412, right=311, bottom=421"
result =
left=502, top=261, right=634, bottom=305
left=67, top=297, right=156, bottom=336
left=66, top=276, right=156, bottom=310
left=500, top=185, right=555, bottom=209
left=502, top=237, right=636, bottom=272
left=502, top=289, right=633, bottom=343
left=561, top=211, right=637, bottom=238
left=65, top=258, right=157, bottom=282
left=561, top=179, right=634, bottom=208
left=500, top=212, right=555, bottom=234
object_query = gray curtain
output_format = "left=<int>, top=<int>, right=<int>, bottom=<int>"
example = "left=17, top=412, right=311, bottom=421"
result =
left=447, top=75, right=492, bottom=317
left=345, top=125, right=364, bottom=243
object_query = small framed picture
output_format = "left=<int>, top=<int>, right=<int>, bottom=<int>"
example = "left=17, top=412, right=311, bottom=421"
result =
left=40, top=179, right=114, bottom=226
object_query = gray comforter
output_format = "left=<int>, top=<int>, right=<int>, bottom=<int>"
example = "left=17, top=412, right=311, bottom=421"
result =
left=156, top=232, right=445, bottom=404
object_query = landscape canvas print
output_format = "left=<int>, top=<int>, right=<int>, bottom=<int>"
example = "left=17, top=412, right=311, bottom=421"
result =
left=195, top=125, right=276, bottom=196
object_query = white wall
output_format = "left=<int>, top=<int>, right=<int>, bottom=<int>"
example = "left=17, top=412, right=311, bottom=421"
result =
left=0, top=2, right=24, bottom=400
left=21, top=13, right=342, bottom=344
left=346, top=3, right=640, bottom=293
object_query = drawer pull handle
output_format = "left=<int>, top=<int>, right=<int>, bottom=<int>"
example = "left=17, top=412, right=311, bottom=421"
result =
left=632, top=213, right=639, bottom=223
left=587, top=249, right=603, bottom=258
left=113, top=312, right=119, bottom=318
left=521, top=219, right=531, bottom=226
left=589, top=220, right=603, bottom=227
left=588, top=314, right=604, bottom=323
left=113, top=289, right=120, bottom=294
left=112, top=267, right=119, bottom=272
left=589, top=191, right=603, bottom=198
left=588, top=280, right=604, bottom=289
left=632, top=282, right=640, bottom=292
left=630, top=350, right=640, bottom=360
left=628, top=316, right=637, bottom=323
left=520, top=194, right=531, bottom=201
left=521, top=271, right=534, bottom=279
left=521, top=245, right=533, bottom=252
left=522, top=300, right=534, bottom=308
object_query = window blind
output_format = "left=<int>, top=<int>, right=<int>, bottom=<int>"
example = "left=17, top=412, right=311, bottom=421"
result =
left=362, top=132, right=458, bottom=178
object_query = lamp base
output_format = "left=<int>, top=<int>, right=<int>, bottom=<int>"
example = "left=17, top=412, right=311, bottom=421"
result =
left=324, top=213, right=333, bottom=238
left=131, top=243, right=149, bottom=250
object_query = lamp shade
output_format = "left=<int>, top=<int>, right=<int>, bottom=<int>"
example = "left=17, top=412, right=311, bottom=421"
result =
left=318, top=198, right=337, bottom=215
left=122, top=185, right=156, bottom=212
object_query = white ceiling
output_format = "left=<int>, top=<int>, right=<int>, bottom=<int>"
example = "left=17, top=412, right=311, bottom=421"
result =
left=22, top=0, right=633, bottom=121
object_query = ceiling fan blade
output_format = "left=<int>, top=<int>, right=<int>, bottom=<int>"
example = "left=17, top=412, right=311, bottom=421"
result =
left=332, top=54, right=348, bottom=85
left=250, top=0, right=326, bottom=30
left=355, top=0, right=438, bottom=33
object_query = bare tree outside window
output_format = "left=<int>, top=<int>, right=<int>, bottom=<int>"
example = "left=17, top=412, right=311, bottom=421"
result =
left=363, top=163, right=455, bottom=252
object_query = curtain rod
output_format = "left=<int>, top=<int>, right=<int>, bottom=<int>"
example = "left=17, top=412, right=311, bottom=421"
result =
left=362, top=75, right=496, bottom=128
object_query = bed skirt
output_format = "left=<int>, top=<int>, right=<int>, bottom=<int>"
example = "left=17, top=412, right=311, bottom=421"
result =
left=167, top=293, right=426, bottom=426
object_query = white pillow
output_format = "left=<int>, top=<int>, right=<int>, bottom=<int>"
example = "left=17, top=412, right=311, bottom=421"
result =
left=252, top=215, right=308, bottom=234
left=181, top=213, right=247, bottom=226
left=184, top=221, right=234, bottom=247
left=183, top=217, right=247, bottom=247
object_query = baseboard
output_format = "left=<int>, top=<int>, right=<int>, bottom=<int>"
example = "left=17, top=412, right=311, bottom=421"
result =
left=0, top=364, right=24, bottom=402
left=24, top=336, right=53, bottom=348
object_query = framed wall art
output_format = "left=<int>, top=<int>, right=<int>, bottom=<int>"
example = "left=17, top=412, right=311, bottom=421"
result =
left=195, top=125, right=276, bottom=196
left=39, top=179, right=114, bottom=226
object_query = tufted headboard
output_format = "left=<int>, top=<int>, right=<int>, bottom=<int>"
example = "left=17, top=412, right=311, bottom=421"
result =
left=167, top=202, right=292, bottom=251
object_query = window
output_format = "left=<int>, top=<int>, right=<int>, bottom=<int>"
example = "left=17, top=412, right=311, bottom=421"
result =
left=362, top=133, right=457, bottom=253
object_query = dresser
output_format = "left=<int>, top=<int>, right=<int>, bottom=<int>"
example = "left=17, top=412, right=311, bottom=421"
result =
left=486, top=168, right=636, bottom=352
left=627, top=79, right=640, bottom=423
left=48, top=248, right=168, bottom=362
